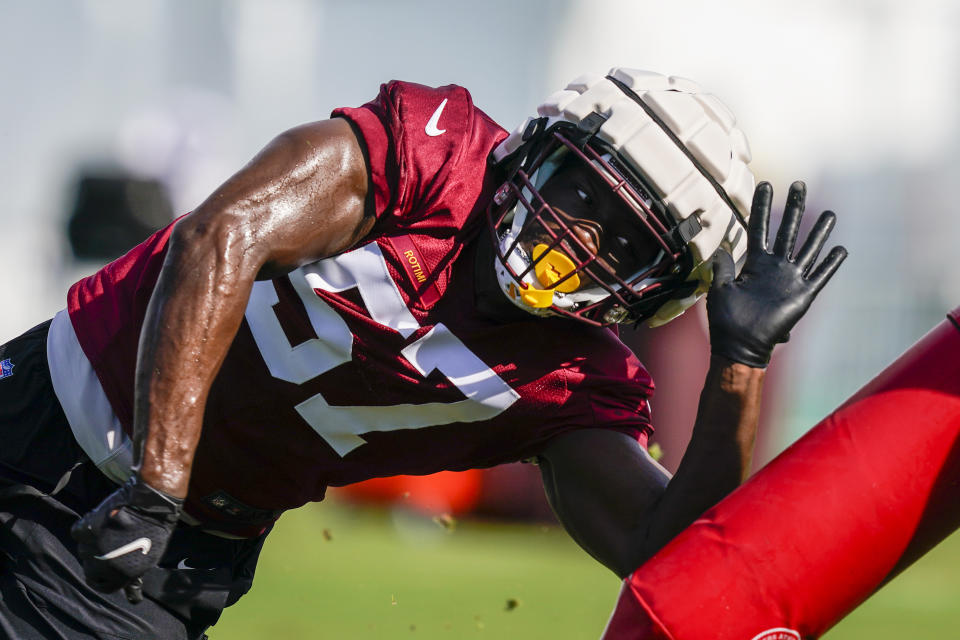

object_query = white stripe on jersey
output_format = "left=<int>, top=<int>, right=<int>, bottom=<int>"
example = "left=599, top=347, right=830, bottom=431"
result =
left=46, top=309, right=133, bottom=485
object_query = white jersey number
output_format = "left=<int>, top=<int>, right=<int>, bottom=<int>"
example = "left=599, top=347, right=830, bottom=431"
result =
left=245, top=243, right=519, bottom=456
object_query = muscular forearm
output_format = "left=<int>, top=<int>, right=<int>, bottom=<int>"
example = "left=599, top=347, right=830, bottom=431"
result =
left=71, top=118, right=371, bottom=600
left=641, top=355, right=765, bottom=554
left=130, top=120, right=371, bottom=498
left=134, top=216, right=259, bottom=497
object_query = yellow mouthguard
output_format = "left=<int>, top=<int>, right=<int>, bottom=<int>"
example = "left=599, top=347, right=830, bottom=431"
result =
left=516, top=244, right=581, bottom=309
left=533, top=244, right=580, bottom=293
left=520, top=287, right=555, bottom=308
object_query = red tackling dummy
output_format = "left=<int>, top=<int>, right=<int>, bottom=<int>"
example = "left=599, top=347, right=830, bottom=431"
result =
left=602, top=309, right=960, bottom=640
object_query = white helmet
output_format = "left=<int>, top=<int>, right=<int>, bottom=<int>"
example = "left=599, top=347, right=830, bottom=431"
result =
left=487, top=68, right=754, bottom=326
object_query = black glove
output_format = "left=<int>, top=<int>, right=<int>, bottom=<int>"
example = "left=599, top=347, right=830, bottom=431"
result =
left=71, top=476, right=183, bottom=604
left=707, top=181, right=847, bottom=368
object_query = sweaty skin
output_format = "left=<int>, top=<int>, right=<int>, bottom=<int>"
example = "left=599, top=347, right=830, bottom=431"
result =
left=134, top=117, right=373, bottom=497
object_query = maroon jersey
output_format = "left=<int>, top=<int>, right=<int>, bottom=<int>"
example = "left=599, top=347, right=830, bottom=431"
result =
left=60, top=81, right=654, bottom=536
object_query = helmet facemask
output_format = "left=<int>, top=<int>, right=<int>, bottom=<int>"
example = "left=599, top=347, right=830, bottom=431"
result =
left=487, top=124, right=698, bottom=327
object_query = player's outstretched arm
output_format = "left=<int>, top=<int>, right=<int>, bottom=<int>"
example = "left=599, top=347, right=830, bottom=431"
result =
left=70, top=117, right=372, bottom=600
left=538, top=182, right=847, bottom=577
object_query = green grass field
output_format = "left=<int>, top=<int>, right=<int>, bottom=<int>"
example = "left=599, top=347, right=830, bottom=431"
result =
left=209, top=500, right=960, bottom=639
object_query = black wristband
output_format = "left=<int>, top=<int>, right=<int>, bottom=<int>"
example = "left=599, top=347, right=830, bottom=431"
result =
left=125, top=477, right=184, bottom=525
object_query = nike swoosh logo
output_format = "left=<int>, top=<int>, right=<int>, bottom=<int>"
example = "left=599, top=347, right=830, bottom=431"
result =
left=95, top=537, right=152, bottom=560
left=425, top=99, right=448, bottom=136
left=177, top=559, right=194, bottom=570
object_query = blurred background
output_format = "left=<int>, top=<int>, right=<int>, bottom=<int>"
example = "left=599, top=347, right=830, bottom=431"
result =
left=2, top=0, right=959, bottom=637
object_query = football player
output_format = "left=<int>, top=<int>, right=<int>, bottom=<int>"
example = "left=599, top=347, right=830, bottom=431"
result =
left=0, top=68, right=845, bottom=638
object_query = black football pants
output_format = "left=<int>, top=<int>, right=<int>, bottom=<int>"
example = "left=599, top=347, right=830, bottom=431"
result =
left=0, top=321, right=268, bottom=640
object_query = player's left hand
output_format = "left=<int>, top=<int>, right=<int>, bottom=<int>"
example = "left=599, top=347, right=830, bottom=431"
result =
left=707, top=181, right=847, bottom=368
left=70, top=476, right=183, bottom=604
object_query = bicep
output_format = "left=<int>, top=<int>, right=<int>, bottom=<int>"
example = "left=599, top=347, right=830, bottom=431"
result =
left=176, top=117, right=374, bottom=281
left=538, top=429, right=671, bottom=577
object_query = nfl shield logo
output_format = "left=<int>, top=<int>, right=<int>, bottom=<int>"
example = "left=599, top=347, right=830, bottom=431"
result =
left=0, top=358, right=14, bottom=380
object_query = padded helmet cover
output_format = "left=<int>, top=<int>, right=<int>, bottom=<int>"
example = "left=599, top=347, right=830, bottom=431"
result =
left=490, top=68, right=755, bottom=326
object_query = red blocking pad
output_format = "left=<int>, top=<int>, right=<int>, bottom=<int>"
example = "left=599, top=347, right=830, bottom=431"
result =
left=603, top=313, right=960, bottom=640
